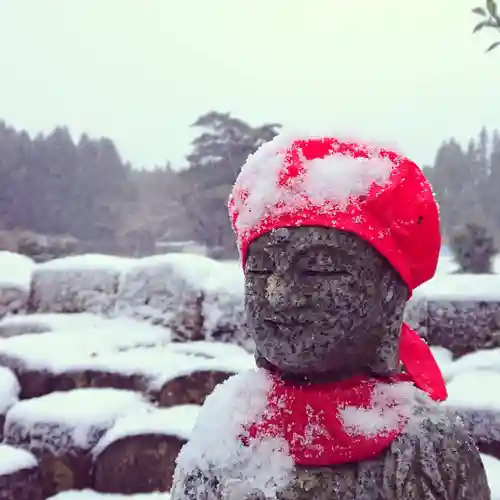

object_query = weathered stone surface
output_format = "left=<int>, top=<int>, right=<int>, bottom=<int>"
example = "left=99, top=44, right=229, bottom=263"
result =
left=454, top=407, right=500, bottom=461
left=3, top=388, right=152, bottom=497
left=405, top=298, right=500, bottom=357
left=114, top=254, right=249, bottom=347
left=0, top=444, right=42, bottom=500
left=29, top=255, right=132, bottom=315
left=92, top=405, right=198, bottom=494
left=93, top=434, right=184, bottom=494
left=157, top=370, right=232, bottom=407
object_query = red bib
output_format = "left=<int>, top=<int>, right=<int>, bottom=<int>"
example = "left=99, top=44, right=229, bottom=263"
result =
left=243, top=326, right=447, bottom=466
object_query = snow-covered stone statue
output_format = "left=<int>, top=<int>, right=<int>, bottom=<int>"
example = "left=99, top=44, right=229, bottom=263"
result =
left=171, top=134, right=491, bottom=499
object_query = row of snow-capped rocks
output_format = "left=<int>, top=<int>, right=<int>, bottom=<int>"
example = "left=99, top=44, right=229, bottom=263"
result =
left=0, top=313, right=255, bottom=498
left=3, top=250, right=500, bottom=355
left=0, top=251, right=249, bottom=349
left=0, top=312, right=497, bottom=497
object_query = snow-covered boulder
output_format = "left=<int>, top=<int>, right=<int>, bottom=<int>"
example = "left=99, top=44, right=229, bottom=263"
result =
left=4, top=388, right=153, bottom=497
left=29, top=254, right=133, bottom=315
left=114, top=254, right=247, bottom=347
left=0, top=312, right=128, bottom=338
left=0, top=367, right=20, bottom=438
left=92, top=405, right=199, bottom=494
left=0, top=326, right=252, bottom=404
left=0, top=252, right=35, bottom=318
left=48, top=490, right=170, bottom=499
left=445, top=370, right=500, bottom=460
left=481, top=454, right=500, bottom=500
left=405, top=274, right=500, bottom=356
left=0, top=444, right=42, bottom=500
left=0, top=321, right=172, bottom=398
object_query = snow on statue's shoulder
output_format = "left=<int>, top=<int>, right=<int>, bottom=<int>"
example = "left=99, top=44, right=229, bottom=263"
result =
left=231, top=131, right=397, bottom=233
left=175, top=369, right=293, bottom=499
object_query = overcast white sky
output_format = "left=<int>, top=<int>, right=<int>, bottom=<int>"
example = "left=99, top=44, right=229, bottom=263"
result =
left=0, top=0, right=499, bottom=168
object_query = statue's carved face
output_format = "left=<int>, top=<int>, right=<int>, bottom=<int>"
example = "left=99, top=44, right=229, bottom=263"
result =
left=244, top=227, right=408, bottom=380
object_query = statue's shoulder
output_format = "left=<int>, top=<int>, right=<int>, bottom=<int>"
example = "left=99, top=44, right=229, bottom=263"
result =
left=388, top=394, right=490, bottom=499
left=172, top=369, right=288, bottom=500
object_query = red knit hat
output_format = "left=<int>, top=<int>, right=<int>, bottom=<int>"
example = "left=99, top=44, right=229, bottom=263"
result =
left=229, top=134, right=441, bottom=293
left=228, top=133, right=447, bottom=401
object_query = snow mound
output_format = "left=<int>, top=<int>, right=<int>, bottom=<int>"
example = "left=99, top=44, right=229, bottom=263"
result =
left=37, top=254, right=133, bottom=272
left=0, top=443, right=37, bottom=476
left=230, top=132, right=396, bottom=233
left=481, top=454, right=500, bottom=499
left=88, top=346, right=253, bottom=391
left=0, top=366, right=20, bottom=414
left=168, top=340, right=251, bottom=360
left=0, top=252, right=35, bottom=317
left=413, top=274, right=500, bottom=301
left=430, top=346, right=455, bottom=381
left=4, top=388, right=153, bottom=451
left=443, top=348, right=500, bottom=381
left=0, top=321, right=172, bottom=374
left=445, top=371, right=500, bottom=411
left=115, top=253, right=246, bottom=346
left=0, top=312, right=135, bottom=338
left=93, top=405, right=200, bottom=457
left=48, top=491, right=170, bottom=499
left=175, top=369, right=293, bottom=499
left=0, top=252, right=35, bottom=291
left=30, top=254, right=133, bottom=315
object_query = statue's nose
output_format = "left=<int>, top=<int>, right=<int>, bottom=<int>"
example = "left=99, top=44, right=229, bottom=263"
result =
left=265, top=274, right=293, bottom=309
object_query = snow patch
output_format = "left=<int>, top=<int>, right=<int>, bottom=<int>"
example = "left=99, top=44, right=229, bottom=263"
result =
left=413, top=274, right=500, bottom=301
left=443, top=349, right=500, bottom=382
left=0, top=252, right=35, bottom=291
left=168, top=340, right=251, bottom=360
left=93, top=405, right=200, bottom=457
left=0, top=312, right=109, bottom=337
left=5, top=388, right=153, bottom=451
left=0, top=444, right=37, bottom=476
left=481, top=454, right=500, bottom=499
left=231, top=132, right=396, bottom=233
left=445, top=371, right=500, bottom=411
left=0, top=366, right=20, bottom=414
left=174, top=369, right=293, bottom=499
left=0, top=323, right=172, bottom=374
left=48, top=491, right=170, bottom=499
left=303, top=154, right=393, bottom=208
left=36, top=254, right=133, bottom=272
left=340, top=382, right=418, bottom=438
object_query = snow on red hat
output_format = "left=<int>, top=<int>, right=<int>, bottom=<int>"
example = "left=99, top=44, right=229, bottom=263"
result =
left=228, top=133, right=441, bottom=293
left=228, top=132, right=447, bottom=402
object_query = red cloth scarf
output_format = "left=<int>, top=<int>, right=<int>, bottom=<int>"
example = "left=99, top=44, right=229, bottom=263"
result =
left=243, top=325, right=447, bottom=466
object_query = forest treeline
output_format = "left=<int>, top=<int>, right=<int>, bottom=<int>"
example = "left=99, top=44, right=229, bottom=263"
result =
left=0, top=113, right=496, bottom=260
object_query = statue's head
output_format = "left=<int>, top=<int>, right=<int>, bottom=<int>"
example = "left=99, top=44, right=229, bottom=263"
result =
left=229, top=134, right=441, bottom=382
left=244, top=226, right=408, bottom=378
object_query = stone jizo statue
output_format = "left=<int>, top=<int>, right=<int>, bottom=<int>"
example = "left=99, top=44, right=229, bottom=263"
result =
left=171, top=134, right=491, bottom=500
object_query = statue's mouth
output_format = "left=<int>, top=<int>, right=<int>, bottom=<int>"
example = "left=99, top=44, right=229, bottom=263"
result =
left=263, top=315, right=323, bottom=327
